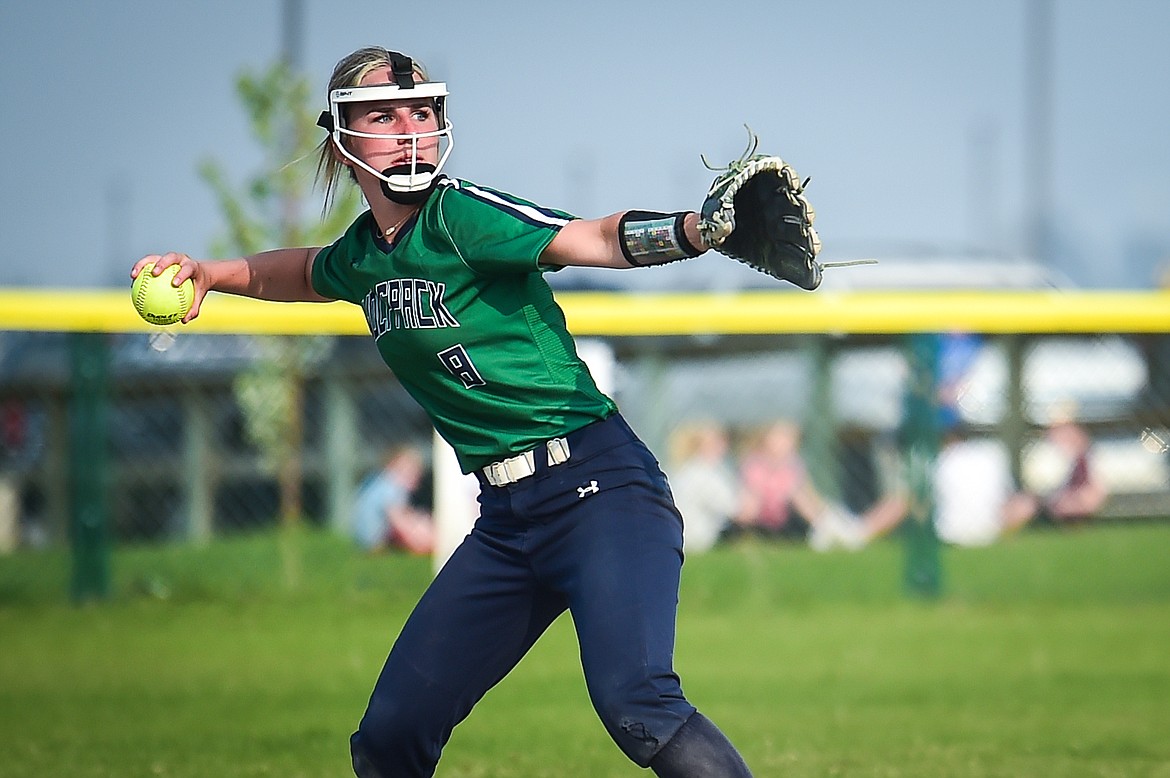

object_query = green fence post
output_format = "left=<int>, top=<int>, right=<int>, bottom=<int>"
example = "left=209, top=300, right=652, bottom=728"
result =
left=803, top=336, right=841, bottom=502
left=900, top=332, right=943, bottom=599
left=69, top=331, right=111, bottom=603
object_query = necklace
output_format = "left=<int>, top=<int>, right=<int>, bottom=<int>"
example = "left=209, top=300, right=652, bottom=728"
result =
left=377, top=208, right=417, bottom=240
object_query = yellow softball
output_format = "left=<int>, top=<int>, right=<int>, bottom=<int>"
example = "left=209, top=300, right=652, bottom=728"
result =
left=130, top=262, right=195, bottom=326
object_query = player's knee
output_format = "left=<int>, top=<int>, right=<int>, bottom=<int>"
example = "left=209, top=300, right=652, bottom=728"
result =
left=590, top=680, right=695, bottom=767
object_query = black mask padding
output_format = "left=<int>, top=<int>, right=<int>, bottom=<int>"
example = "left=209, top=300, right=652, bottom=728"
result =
left=379, top=163, right=438, bottom=204
left=387, top=52, right=415, bottom=89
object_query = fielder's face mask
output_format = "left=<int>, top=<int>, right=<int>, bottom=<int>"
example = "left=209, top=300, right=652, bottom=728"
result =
left=317, top=53, right=453, bottom=204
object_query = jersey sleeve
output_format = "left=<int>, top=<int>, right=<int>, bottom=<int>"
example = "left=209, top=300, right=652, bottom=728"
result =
left=436, top=180, right=575, bottom=275
left=310, top=212, right=373, bottom=303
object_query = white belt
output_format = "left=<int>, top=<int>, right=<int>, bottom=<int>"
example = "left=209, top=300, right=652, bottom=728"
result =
left=482, top=437, right=571, bottom=486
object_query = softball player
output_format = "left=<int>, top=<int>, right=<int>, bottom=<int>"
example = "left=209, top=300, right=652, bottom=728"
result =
left=133, top=46, right=751, bottom=777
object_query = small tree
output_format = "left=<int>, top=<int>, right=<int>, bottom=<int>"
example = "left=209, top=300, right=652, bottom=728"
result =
left=200, top=62, right=362, bottom=531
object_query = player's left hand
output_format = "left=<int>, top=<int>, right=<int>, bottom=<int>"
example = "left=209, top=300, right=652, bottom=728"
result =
left=696, top=129, right=824, bottom=290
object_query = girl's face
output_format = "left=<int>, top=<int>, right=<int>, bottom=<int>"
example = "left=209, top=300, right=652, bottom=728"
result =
left=762, top=423, right=799, bottom=459
left=342, top=66, right=442, bottom=175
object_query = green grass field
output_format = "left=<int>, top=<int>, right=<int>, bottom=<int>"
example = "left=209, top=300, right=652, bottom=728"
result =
left=2, top=522, right=1169, bottom=777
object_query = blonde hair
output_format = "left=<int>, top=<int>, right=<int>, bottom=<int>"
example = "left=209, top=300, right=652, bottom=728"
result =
left=668, top=420, right=729, bottom=465
left=315, top=47, right=430, bottom=212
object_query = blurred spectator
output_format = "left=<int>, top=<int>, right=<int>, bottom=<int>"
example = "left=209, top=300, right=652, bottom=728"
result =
left=838, top=412, right=1109, bottom=550
left=736, top=420, right=819, bottom=539
left=852, top=425, right=1021, bottom=548
left=734, top=420, right=863, bottom=549
left=667, top=421, right=747, bottom=553
left=352, top=445, right=435, bottom=555
left=0, top=399, right=45, bottom=551
left=936, top=331, right=984, bottom=429
left=1002, top=411, right=1108, bottom=528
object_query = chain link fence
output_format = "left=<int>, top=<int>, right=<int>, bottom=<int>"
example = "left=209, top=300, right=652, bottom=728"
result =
left=2, top=322, right=1169, bottom=598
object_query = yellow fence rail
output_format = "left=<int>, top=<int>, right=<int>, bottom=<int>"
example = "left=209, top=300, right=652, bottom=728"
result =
left=3, top=289, right=1170, bottom=336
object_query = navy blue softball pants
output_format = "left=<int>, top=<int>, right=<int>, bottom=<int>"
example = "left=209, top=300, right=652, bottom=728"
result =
left=350, top=414, right=697, bottom=776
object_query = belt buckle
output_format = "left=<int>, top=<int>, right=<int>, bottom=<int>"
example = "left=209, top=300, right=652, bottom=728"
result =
left=486, top=450, right=537, bottom=486
left=485, top=441, right=568, bottom=486
left=487, top=460, right=509, bottom=486
left=546, top=437, right=571, bottom=465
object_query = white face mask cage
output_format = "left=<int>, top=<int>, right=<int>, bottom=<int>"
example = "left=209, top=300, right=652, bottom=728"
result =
left=321, top=82, right=454, bottom=193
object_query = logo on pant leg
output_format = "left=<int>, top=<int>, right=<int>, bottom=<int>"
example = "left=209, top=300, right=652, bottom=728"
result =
left=576, top=480, right=600, bottom=498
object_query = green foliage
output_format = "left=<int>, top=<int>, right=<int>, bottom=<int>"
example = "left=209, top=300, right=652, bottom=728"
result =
left=197, top=61, right=364, bottom=527
left=199, top=61, right=362, bottom=254
left=2, top=524, right=1170, bottom=776
left=232, top=336, right=331, bottom=477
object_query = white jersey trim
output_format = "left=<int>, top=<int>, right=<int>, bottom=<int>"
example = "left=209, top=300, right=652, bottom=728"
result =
left=441, top=178, right=571, bottom=229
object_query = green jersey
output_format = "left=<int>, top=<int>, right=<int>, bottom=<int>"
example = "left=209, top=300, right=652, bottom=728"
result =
left=311, top=177, right=618, bottom=473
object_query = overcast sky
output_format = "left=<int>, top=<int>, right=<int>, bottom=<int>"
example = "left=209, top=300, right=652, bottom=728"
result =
left=1, top=0, right=1168, bottom=290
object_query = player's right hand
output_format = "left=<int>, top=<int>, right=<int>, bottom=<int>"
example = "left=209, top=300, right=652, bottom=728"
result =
left=131, top=252, right=209, bottom=324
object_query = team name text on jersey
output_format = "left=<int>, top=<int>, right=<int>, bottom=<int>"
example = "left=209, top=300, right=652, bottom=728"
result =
left=362, top=278, right=460, bottom=339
